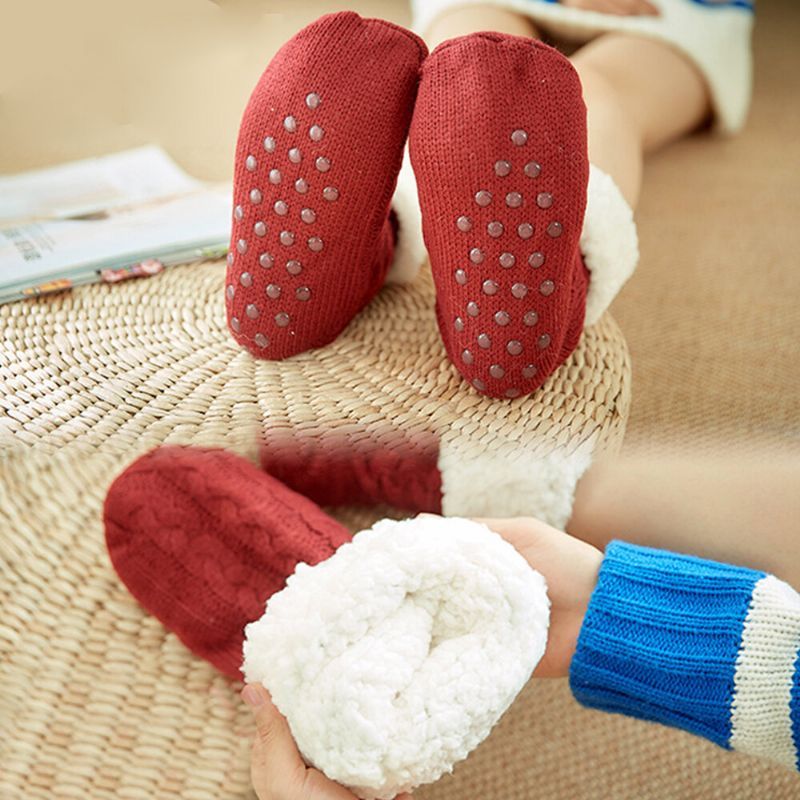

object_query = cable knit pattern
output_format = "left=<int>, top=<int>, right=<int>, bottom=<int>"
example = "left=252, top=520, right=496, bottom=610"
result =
left=226, top=11, right=426, bottom=359
left=571, top=541, right=800, bottom=771
left=259, top=433, right=590, bottom=529
left=260, top=437, right=443, bottom=513
left=103, top=446, right=352, bottom=679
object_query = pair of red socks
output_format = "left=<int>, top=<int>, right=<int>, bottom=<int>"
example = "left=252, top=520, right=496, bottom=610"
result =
left=225, top=11, right=591, bottom=399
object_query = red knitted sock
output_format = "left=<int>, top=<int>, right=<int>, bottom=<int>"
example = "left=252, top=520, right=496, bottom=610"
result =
left=409, top=33, right=590, bottom=399
left=103, top=447, right=351, bottom=679
left=259, top=434, right=443, bottom=512
left=226, top=11, right=427, bottom=359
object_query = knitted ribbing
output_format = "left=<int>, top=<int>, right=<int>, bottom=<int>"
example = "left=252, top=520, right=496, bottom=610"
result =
left=409, top=33, right=589, bottom=398
left=571, top=541, right=765, bottom=746
left=792, top=652, right=800, bottom=769
left=226, top=12, right=427, bottom=359
left=571, top=541, right=800, bottom=773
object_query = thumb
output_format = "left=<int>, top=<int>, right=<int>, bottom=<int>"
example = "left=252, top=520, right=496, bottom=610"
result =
left=242, top=684, right=305, bottom=773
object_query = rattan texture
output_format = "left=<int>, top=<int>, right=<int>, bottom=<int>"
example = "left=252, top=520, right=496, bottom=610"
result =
left=0, top=259, right=637, bottom=799
left=0, top=260, right=630, bottom=460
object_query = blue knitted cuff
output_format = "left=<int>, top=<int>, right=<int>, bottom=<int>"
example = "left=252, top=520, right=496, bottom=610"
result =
left=569, top=541, right=765, bottom=747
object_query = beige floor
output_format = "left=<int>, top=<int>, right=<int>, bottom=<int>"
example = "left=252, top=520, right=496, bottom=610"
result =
left=1, top=0, right=799, bottom=798
left=613, top=0, right=800, bottom=451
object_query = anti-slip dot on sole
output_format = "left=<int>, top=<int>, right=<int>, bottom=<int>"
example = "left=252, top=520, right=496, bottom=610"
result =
left=226, top=12, right=427, bottom=360
left=410, top=33, right=590, bottom=399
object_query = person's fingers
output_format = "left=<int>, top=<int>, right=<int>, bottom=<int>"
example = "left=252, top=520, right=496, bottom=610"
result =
left=244, top=684, right=302, bottom=768
left=637, top=0, right=660, bottom=14
left=476, top=517, right=602, bottom=606
left=243, top=685, right=363, bottom=800
left=613, top=0, right=660, bottom=14
left=600, top=0, right=642, bottom=15
left=475, top=515, right=561, bottom=552
left=563, top=0, right=620, bottom=13
left=243, top=684, right=306, bottom=798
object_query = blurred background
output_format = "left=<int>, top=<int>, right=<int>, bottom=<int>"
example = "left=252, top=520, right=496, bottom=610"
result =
left=1, top=1, right=405, bottom=180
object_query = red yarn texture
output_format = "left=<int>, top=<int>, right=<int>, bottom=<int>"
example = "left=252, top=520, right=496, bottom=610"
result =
left=103, top=447, right=351, bottom=680
left=259, top=437, right=443, bottom=513
left=226, top=11, right=427, bottom=359
left=409, top=34, right=590, bottom=399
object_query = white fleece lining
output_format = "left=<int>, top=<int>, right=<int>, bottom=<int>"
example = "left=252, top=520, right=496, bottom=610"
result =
left=581, top=165, right=639, bottom=327
left=243, top=516, right=550, bottom=800
left=729, top=575, right=800, bottom=769
left=387, top=149, right=427, bottom=284
left=438, top=437, right=594, bottom=529
left=411, top=0, right=754, bottom=134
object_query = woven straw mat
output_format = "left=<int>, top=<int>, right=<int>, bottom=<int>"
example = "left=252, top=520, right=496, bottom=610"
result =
left=2, top=256, right=724, bottom=800
left=0, top=260, right=629, bottom=459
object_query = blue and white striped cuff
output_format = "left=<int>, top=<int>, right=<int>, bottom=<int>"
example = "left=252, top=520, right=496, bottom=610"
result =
left=570, top=541, right=800, bottom=770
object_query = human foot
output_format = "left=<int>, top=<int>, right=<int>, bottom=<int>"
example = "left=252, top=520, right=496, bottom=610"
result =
left=409, top=33, right=592, bottom=398
left=226, top=12, right=427, bottom=359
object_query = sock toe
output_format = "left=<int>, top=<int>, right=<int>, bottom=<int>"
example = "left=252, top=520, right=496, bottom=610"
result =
left=103, top=446, right=351, bottom=679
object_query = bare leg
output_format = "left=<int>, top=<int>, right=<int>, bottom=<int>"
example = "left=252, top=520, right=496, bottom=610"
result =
left=571, top=33, right=710, bottom=207
left=422, top=4, right=711, bottom=209
left=423, top=5, right=540, bottom=49
left=569, top=452, right=800, bottom=587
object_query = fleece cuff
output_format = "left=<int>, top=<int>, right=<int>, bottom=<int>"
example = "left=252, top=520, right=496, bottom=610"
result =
left=387, top=149, right=426, bottom=284
left=580, top=165, right=638, bottom=326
